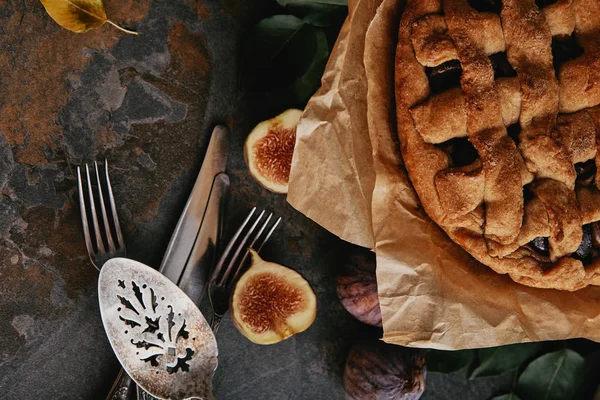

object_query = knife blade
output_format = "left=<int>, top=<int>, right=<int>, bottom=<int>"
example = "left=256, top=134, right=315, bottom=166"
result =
left=108, top=126, right=229, bottom=400
left=178, top=172, right=229, bottom=304
left=159, top=125, right=229, bottom=285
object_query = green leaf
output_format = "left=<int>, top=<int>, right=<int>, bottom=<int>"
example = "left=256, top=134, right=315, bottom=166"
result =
left=575, top=350, right=600, bottom=399
left=471, top=342, right=543, bottom=379
left=301, top=5, right=346, bottom=27
left=275, top=0, right=347, bottom=27
left=244, top=15, right=308, bottom=65
left=425, top=349, right=475, bottom=374
left=277, top=0, right=347, bottom=6
left=517, top=349, right=585, bottom=400
left=285, top=26, right=328, bottom=102
left=240, top=14, right=329, bottom=104
left=490, top=394, right=521, bottom=400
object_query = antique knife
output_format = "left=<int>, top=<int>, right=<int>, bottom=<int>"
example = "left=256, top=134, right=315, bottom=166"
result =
left=159, top=124, right=230, bottom=292
left=107, top=125, right=229, bottom=400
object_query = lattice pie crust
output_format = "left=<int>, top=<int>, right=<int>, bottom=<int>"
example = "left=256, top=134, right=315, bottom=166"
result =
left=395, top=0, right=600, bottom=290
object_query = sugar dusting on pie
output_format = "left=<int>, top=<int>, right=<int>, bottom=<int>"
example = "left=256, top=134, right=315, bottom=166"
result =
left=395, top=0, right=600, bottom=290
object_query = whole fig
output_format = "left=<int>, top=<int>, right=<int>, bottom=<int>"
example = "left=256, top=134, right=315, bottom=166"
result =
left=337, top=251, right=382, bottom=327
left=344, top=341, right=426, bottom=400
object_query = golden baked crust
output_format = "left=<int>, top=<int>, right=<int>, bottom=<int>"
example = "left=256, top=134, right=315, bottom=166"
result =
left=395, top=0, right=600, bottom=290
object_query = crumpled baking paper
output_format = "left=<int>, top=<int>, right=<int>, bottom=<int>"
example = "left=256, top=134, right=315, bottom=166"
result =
left=287, top=0, right=600, bottom=349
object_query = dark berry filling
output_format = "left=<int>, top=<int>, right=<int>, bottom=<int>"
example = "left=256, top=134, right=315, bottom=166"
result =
left=425, top=60, right=462, bottom=95
left=575, top=159, right=596, bottom=186
left=535, top=0, right=559, bottom=8
left=507, top=123, right=521, bottom=145
left=490, top=53, right=517, bottom=79
left=439, top=137, right=479, bottom=167
left=574, top=224, right=593, bottom=263
left=468, top=0, right=502, bottom=13
left=552, top=35, right=584, bottom=75
left=529, top=237, right=549, bottom=256
left=529, top=223, right=600, bottom=265
left=523, top=185, right=534, bottom=203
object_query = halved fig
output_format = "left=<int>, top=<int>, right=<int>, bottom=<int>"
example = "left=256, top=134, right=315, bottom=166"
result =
left=244, top=109, right=303, bottom=194
left=231, top=249, right=316, bottom=345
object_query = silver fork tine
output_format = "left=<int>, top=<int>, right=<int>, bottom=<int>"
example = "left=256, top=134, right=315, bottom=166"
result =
left=249, top=213, right=273, bottom=250
left=230, top=213, right=274, bottom=283
left=78, top=161, right=131, bottom=399
left=95, top=161, right=116, bottom=252
left=217, top=210, right=266, bottom=286
left=256, top=216, right=281, bottom=253
left=77, top=166, right=96, bottom=264
left=85, top=164, right=106, bottom=254
left=210, top=207, right=257, bottom=284
left=105, top=159, right=125, bottom=250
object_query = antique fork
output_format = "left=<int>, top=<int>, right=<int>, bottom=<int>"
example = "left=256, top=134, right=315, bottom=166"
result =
left=208, top=207, right=281, bottom=333
left=77, top=161, right=138, bottom=400
left=77, top=160, right=126, bottom=270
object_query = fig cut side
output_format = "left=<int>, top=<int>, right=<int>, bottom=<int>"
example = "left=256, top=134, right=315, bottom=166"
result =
left=244, top=109, right=303, bottom=194
left=231, top=249, right=317, bottom=344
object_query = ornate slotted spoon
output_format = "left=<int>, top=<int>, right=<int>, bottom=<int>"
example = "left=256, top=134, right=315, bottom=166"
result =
left=98, top=258, right=218, bottom=400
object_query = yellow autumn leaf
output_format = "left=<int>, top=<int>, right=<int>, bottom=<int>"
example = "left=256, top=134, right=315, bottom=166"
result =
left=40, top=0, right=138, bottom=34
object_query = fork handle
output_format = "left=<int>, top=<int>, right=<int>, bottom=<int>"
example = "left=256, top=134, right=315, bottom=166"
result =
left=106, top=368, right=136, bottom=400
left=211, top=313, right=224, bottom=334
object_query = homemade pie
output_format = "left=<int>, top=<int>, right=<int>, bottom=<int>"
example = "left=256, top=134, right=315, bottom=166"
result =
left=395, top=0, right=600, bottom=290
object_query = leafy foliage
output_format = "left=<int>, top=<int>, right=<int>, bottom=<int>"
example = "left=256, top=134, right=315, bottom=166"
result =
left=516, top=349, right=585, bottom=400
left=276, top=0, right=348, bottom=26
left=240, top=0, right=347, bottom=106
left=576, top=350, right=600, bottom=399
left=490, top=395, right=521, bottom=400
left=471, top=342, right=543, bottom=378
left=240, top=15, right=329, bottom=104
left=425, top=349, right=475, bottom=374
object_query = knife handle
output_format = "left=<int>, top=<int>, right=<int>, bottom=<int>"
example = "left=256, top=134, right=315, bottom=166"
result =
left=105, top=368, right=135, bottom=400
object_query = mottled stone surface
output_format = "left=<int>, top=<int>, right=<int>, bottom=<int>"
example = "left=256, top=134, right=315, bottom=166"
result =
left=0, top=0, right=511, bottom=399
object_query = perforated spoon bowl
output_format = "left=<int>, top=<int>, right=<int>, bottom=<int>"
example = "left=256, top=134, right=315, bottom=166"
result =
left=98, top=258, right=218, bottom=400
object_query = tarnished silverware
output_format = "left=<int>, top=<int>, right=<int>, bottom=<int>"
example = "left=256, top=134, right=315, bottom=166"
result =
left=99, top=258, right=218, bottom=400
left=159, top=125, right=229, bottom=304
left=207, top=207, right=281, bottom=333
left=77, top=160, right=142, bottom=399
left=104, top=125, right=229, bottom=400
left=77, top=160, right=126, bottom=270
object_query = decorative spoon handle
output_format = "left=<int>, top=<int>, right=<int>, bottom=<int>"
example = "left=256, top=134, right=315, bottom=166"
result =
left=106, top=368, right=135, bottom=400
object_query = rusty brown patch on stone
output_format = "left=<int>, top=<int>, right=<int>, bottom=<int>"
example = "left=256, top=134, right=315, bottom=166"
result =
left=184, top=0, right=211, bottom=19
left=104, top=0, right=152, bottom=26
left=7, top=205, right=97, bottom=299
left=0, top=0, right=150, bottom=166
left=198, top=1, right=211, bottom=19
left=136, top=193, right=162, bottom=222
left=167, top=23, right=210, bottom=82
left=95, top=127, right=121, bottom=148
left=220, top=0, right=269, bottom=26
left=0, top=246, right=57, bottom=305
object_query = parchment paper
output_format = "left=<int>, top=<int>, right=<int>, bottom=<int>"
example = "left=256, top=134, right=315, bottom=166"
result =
left=287, top=0, right=600, bottom=349
left=288, top=0, right=378, bottom=249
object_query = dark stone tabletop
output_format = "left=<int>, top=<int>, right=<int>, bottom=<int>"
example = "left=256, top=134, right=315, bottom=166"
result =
left=0, top=0, right=511, bottom=398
